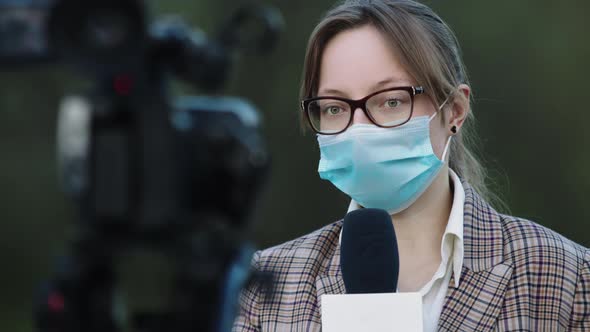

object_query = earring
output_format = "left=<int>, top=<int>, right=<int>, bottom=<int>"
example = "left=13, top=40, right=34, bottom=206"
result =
left=451, top=125, right=457, bottom=134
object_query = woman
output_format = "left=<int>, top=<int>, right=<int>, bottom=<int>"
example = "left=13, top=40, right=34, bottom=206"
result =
left=233, top=1, right=590, bottom=331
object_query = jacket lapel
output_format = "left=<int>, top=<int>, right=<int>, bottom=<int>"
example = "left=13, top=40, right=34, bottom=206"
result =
left=438, top=185, right=513, bottom=331
left=315, top=221, right=346, bottom=304
left=437, top=263, right=513, bottom=331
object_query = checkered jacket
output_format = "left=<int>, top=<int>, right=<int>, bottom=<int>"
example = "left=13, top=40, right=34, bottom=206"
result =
left=233, top=185, right=590, bottom=331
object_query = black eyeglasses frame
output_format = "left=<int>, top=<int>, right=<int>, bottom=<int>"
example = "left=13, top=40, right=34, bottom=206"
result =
left=301, top=86, right=425, bottom=135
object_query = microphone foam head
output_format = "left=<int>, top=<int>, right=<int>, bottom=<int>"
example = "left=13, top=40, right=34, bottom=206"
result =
left=340, top=208, right=399, bottom=294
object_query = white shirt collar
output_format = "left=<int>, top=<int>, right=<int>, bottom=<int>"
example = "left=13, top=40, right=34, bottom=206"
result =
left=341, top=168, right=465, bottom=288
left=444, top=168, right=464, bottom=287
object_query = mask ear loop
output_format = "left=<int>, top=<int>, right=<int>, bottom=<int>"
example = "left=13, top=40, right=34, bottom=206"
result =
left=441, top=135, right=452, bottom=161
left=429, top=95, right=453, bottom=160
left=428, top=111, right=438, bottom=122
left=428, top=95, right=452, bottom=122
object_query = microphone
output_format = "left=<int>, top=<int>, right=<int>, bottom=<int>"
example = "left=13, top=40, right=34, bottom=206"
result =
left=323, top=210, right=420, bottom=331
left=340, top=208, right=399, bottom=294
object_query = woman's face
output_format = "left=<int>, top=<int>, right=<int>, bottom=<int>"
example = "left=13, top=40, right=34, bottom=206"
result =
left=317, top=24, right=451, bottom=160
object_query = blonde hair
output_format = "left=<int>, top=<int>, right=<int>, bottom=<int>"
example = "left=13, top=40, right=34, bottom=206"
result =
left=300, top=0, right=499, bottom=207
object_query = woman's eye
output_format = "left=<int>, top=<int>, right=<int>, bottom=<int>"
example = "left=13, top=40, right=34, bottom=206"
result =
left=386, top=99, right=401, bottom=108
left=324, top=106, right=343, bottom=115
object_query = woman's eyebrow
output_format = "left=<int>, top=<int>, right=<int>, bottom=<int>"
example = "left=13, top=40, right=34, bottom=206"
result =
left=317, top=77, right=411, bottom=97
left=317, top=87, right=347, bottom=96
left=370, top=77, right=411, bottom=91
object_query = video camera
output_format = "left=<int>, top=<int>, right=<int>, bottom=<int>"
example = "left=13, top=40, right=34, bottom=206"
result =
left=0, top=0, right=282, bottom=331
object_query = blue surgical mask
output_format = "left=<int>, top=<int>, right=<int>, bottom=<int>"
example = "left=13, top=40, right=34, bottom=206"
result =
left=317, top=111, right=451, bottom=214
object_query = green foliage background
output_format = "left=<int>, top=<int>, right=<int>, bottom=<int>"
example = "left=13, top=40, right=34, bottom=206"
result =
left=1, top=0, right=588, bottom=330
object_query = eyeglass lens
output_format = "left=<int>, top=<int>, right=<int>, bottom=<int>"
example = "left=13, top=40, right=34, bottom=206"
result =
left=307, top=89, right=412, bottom=134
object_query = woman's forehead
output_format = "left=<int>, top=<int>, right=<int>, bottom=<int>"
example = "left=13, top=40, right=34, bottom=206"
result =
left=318, top=25, right=413, bottom=98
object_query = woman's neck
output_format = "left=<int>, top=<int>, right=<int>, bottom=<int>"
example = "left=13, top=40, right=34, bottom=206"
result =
left=392, top=166, right=454, bottom=258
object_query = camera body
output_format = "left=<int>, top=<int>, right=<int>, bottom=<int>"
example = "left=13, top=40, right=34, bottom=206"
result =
left=0, top=0, right=278, bottom=235
left=0, top=0, right=281, bottom=331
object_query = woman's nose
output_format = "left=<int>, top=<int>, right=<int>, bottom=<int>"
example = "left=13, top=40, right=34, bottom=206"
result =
left=351, top=107, right=373, bottom=125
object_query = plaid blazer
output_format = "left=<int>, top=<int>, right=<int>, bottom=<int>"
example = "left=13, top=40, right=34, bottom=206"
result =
left=233, top=186, right=590, bottom=331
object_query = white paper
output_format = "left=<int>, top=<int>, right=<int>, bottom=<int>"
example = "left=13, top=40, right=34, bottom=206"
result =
left=321, top=293, right=423, bottom=332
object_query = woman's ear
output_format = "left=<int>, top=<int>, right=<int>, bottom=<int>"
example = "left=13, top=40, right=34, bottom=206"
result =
left=448, top=84, right=470, bottom=131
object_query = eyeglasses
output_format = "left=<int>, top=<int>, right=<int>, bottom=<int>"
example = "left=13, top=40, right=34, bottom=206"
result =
left=301, top=86, right=425, bottom=135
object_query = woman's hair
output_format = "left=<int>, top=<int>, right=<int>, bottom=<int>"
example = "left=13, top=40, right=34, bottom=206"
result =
left=300, top=0, right=499, bottom=207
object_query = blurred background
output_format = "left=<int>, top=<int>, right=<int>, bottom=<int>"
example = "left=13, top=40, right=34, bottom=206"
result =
left=1, top=0, right=588, bottom=330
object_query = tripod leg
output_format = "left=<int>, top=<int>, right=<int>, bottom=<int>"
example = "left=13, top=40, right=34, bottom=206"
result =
left=34, top=246, right=120, bottom=332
